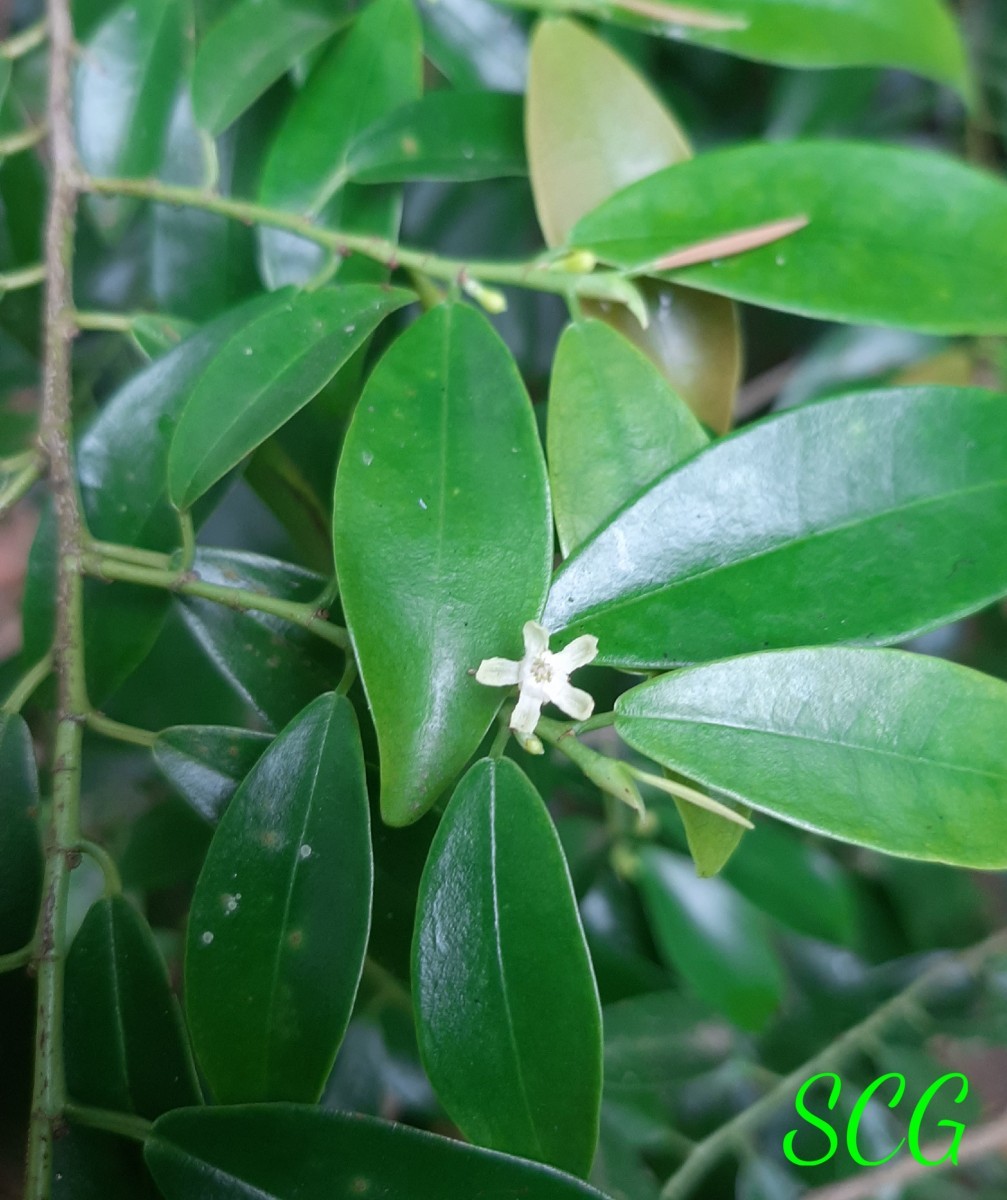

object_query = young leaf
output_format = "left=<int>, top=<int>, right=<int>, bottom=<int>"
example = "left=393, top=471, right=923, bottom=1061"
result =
left=547, top=319, right=708, bottom=556
left=0, top=714, right=43, bottom=953
left=185, top=693, right=372, bottom=1103
left=168, top=285, right=412, bottom=509
left=526, top=16, right=740, bottom=432
left=580, top=0, right=970, bottom=93
left=334, top=303, right=552, bottom=826
left=192, top=0, right=349, bottom=135
left=636, top=846, right=783, bottom=1030
left=74, top=0, right=187, bottom=238
left=346, top=91, right=526, bottom=183
left=544, top=387, right=1007, bottom=668
left=145, top=1105, right=614, bottom=1200
left=572, top=141, right=1007, bottom=334
left=154, top=725, right=272, bottom=822
left=256, top=0, right=422, bottom=287
left=65, top=896, right=202, bottom=1118
left=616, top=647, right=1007, bottom=868
left=412, top=758, right=602, bottom=1177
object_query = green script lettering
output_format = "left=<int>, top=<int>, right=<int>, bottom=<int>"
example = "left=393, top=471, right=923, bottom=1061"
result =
left=783, top=1072, right=841, bottom=1167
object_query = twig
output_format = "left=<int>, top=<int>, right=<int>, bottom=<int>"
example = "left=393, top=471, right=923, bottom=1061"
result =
left=81, top=175, right=648, bottom=324
left=85, top=710, right=158, bottom=749
left=0, top=262, right=46, bottom=293
left=0, top=456, right=43, bottom=516
left=0, top=124, right=47, bottom=155
left=2, top=652, right=53, bottom=714
left=659, top=929, right=1007, bottom=1199
left=24, top=0, right=84, bottom=1194
left=0, top=18, right=47, bottom=60
left=81, top=552, right=350, bottom=650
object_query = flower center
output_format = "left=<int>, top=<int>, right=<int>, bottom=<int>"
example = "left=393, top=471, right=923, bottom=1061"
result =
left=530, top=654, right=554, bottom=685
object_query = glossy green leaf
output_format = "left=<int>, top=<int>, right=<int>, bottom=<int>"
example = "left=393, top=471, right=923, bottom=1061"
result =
left=573, top=141, right=1007, bottom=335
left=418, top=0, right=527, bottom=92
left=347, top=91, right=526, bottom=183
left=21, top=292, right=294, bottom=704
left=168, top=285, right=411, bottom=509
left=616, top=647, right=1007, bottom=868
left=257, top=0, right=421, bottom=287
left=193, top=0, right=349, bottom=135
left=74, top=0, right=187, bottom=238
left=54, top=1125, right=156, bottom=1200
left=185, top=693, right=372, bottom=1103
left=526, top=17, right=740, bottom=433
left=547, top=319, right=708, bottom=556
left=129, top=313, right=196, bottom=359
left=154, top=725, right=272, bottom=822
left=176, top=549, right=337, bottom=730
left=119, top=799, right=214, bottom=892
left=544, top=387, right=1007, bottom=668
left=0, top=714, right=43, bottom=953
left=335, top=303, right=552, bottom=826
left=65, top=896, right=201, bottom=1117
left=544, top=0, right=969, bottom=90
left=635, top=846, right=783, bottom=1030
left=146, top=1105, right=613, bottom=1199
left=413, top=758, right=602, bottom=1177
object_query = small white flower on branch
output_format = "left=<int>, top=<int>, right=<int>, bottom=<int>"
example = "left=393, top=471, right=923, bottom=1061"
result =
left=476, top=620, right=598, bottom=739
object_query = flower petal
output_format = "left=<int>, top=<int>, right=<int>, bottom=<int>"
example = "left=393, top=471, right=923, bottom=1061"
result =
left=510, top=690, right=544, bottom=735
left=553, top=634, right=599, bottom=674
left=521, top=620, right=550, bottom=658
left=475, top=657, right=521, bottom=687
left=547, top=680, right=595, bottom=722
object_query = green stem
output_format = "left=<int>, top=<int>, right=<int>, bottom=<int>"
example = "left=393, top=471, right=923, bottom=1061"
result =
left=177, top=509, right=196, bottom=571
left=86, top=537, right=175, bottom=570
left=0, top=456, right=43, bottom=514
left=82, top=552, right=349, bottom=650
left=81, top=175, right=647, bottom=324
left=659, top=929, right=1007, bottom=1200
left=0, top=942, right=33, bottom=973
left=0, top=18, right=48, bottom=59
left=25, top=0, right=84, bottom=1193
left=63, top=1104, right=152, bottom=1145
left=0, top=262, right=47, bottom=292
left=3, top=651, right=53, bottom=714
left=0, top=125, right=47, bottom=155
left=573, top=710, right=616, bottom=733
left=72, top=309, right=136, bottom=333
left=75, top=839, right=122, bottom=897
left=85, top=710, right=158, bottom=749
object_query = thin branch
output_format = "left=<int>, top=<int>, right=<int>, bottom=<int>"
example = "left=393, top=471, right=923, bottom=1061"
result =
left=85, top=710, right=158, bottom=749
left=0, top=18, right=48, bottom=60
left=804, top=1111, right=1007, bottom=1200
left=0, top=124, right=48, bottom=155
left=63, top=1104, right=152, bottom=1145
left=659, top=929, right=1007, bottom=1200
left=75, top=839, right=123, bottom=897
left=0, top=456, right=43, bottom=516
left=0, top=262, right=46, bottom=293
left=0, top=942, right=34, bottom=973
left=81, top=174, right=648, bottom=325
left=82, top=552, right=350, bottom=650
left=24, top=0, right=84, bottom=1194
left=2, top=652, right=53, bottom=714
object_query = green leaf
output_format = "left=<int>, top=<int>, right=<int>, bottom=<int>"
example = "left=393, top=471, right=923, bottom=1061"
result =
left=176, top=549, right=337, bottom=730
left=526, top=17, right=740, bottom=433
left=578, top=0, right=970, bottom=93
left=119, top=799, right=214, bottom=892
left=722, top=820, right=858, bottom=945
left=616, top=647, right=1007, bottom=868
left=412, top=758, right=602, bottom=1177
left=673, top=799, right=749, bottom=879
left=573, top=141, right=1007, bottom=335
left=65, top=896, right=201, bottom=1118
left=74, top=0, right=188, bottom=238
left=418, top=0, right=527, bottom=92
left=635, top=846, right=783, bottom=1030
left=544, top=387, right=1007, bottom=668
left=185, top=693, right=372, bottom=1103
left=347, top=91, right=526, bottom=184
left=145, top=1105, right=614, bottom=1199
left=168, top=285, right=411, bottom=509
left=0, top=714, right=43, bottom=953
left=547, top=319, right=708, bottom=556
left=154, top=725, right=272, bottom=822
left=335, top=303, right=552, bottom=826
left=192, top=0, right=349, bottom=135
left=21, top=292, right=294, bottom=704
left=256, top=0, right=422, bottom=287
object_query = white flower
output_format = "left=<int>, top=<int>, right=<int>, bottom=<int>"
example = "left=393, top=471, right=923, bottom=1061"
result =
left=476, top=620, right=598, bottom=736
